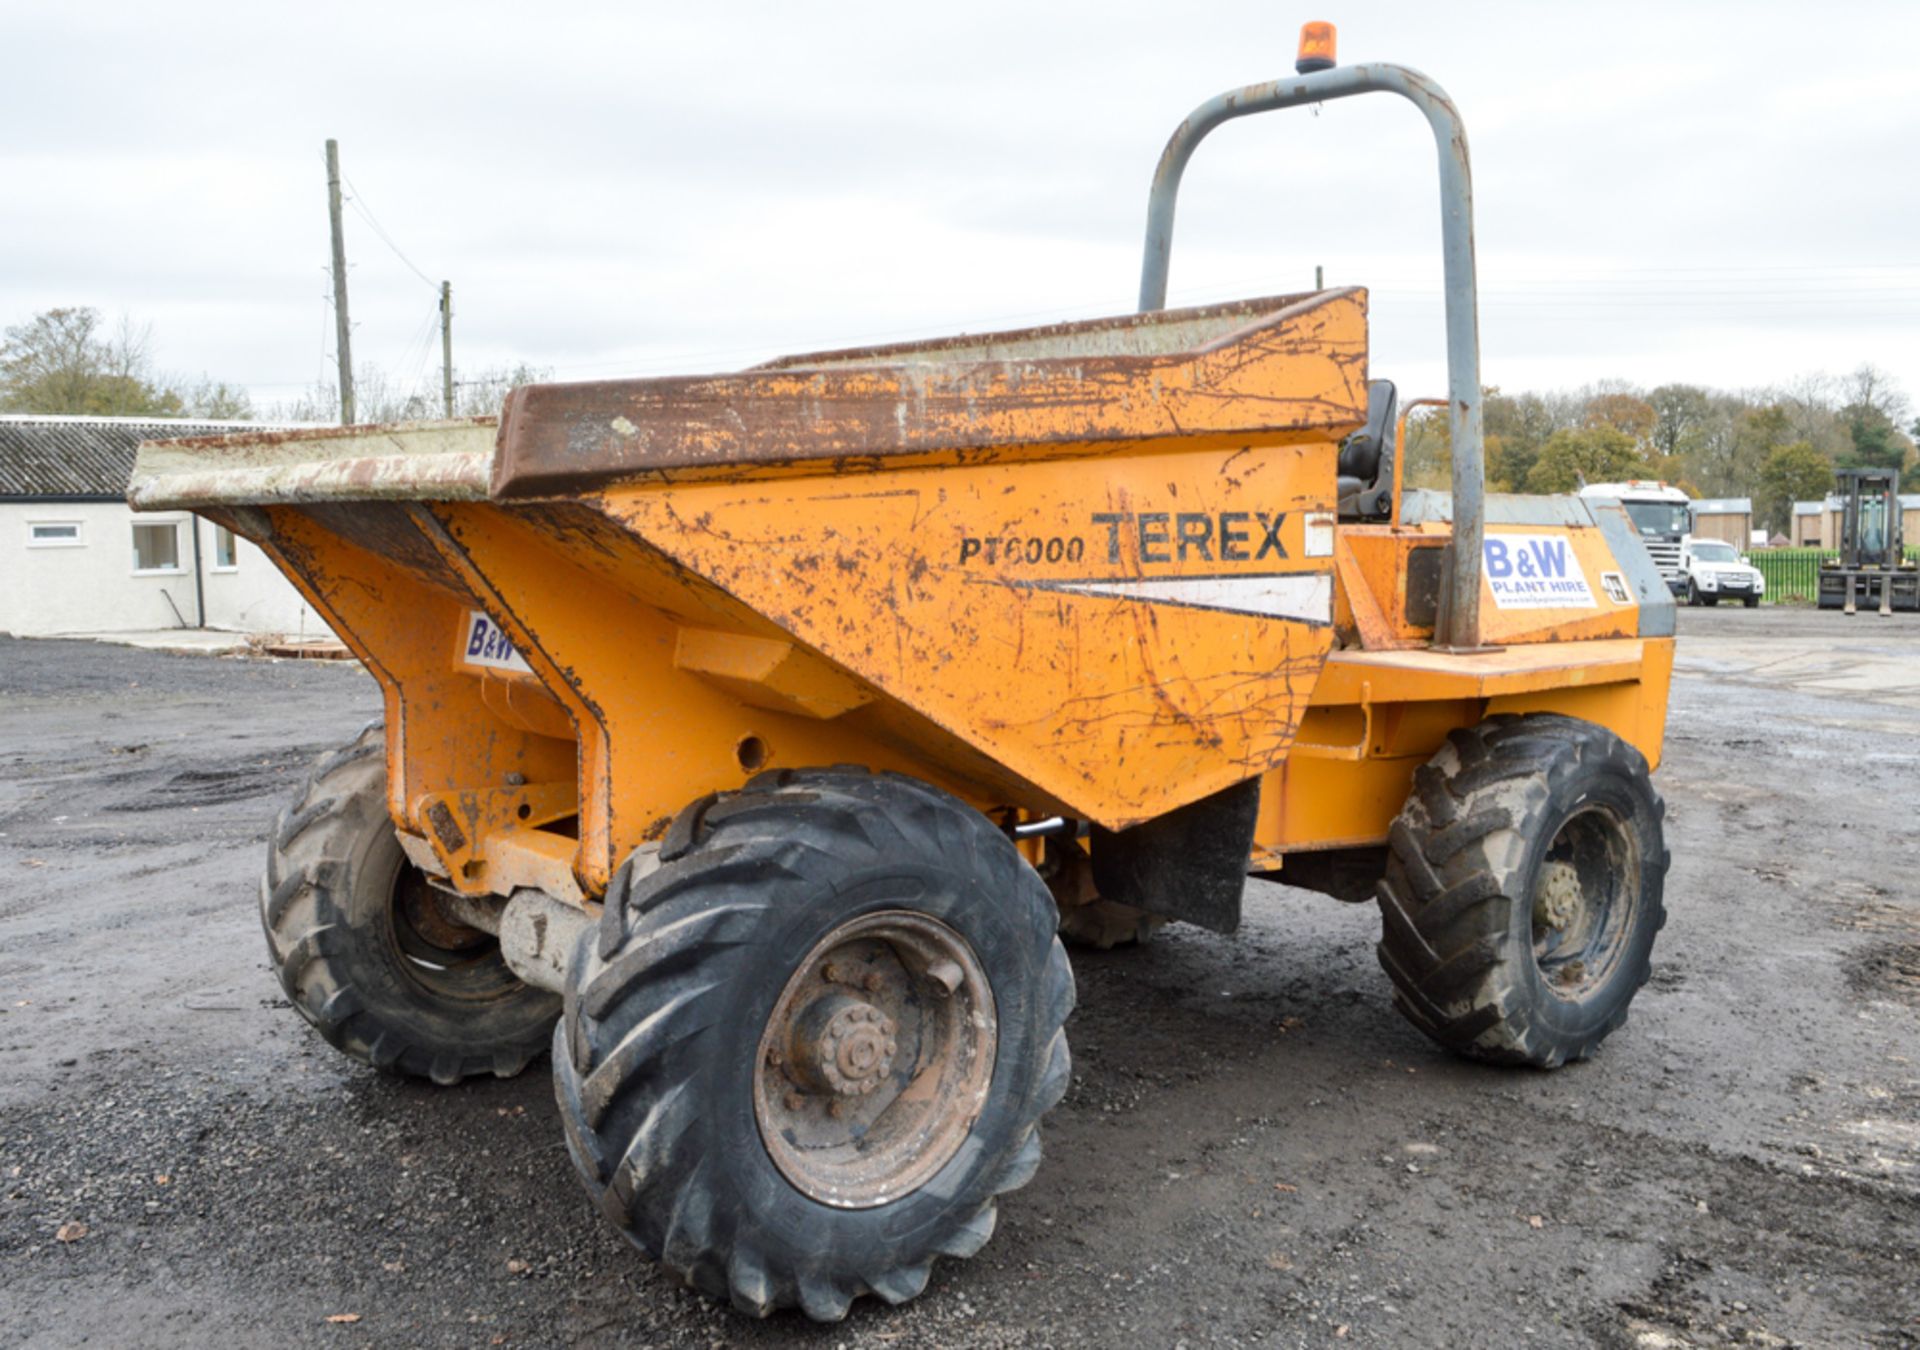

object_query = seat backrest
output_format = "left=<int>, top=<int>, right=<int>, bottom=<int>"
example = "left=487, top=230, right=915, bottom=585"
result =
left=1336, top=379, right=1398, bottom=519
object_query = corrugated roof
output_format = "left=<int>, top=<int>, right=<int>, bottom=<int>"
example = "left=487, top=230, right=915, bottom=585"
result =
left=1692, top=498, right=1751, bottom=514
left=0, top=414, right=306, bottom=499
left=1796, top=493, right=1920, bottom=511
left=1820, top=493, right=1920, bottom=509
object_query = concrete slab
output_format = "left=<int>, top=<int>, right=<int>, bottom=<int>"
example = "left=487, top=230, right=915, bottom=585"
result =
left=1674, top=609, right=1920, bottom=708
left=59, top=628, right=252, bottom=655
left=55, top=629, right=349, bottom=659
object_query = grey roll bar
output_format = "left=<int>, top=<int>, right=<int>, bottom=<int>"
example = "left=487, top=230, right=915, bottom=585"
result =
left=1137, top=62, right=1486, bottom=651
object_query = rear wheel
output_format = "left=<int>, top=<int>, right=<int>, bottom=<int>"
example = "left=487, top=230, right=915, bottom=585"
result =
left=1375, top=715, right=1667, bottom=1068
left=554, top=768, right=1073, bottom=1320
left=262, top=721, right=560, bottom=1083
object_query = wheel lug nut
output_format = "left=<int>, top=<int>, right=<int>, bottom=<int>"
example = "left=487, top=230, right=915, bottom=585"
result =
left=864, top=971, right=884, bottom=992
left=785, top=1090, right=805, bottom=1111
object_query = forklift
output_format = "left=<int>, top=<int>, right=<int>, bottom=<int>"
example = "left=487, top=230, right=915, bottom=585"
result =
left=1817, top=468, right=1918, bottom=614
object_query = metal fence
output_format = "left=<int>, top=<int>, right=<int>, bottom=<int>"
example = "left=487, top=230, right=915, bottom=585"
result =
left=1750, top=549, right=1829, bottom=603
left=1750, top=547, right=1920, bottom=604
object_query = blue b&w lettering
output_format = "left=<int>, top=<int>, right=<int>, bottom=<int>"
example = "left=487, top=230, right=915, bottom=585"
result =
left=1481, top=533, right=1597, bottom=611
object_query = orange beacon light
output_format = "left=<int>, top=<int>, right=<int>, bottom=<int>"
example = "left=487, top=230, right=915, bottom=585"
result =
left=1296, top=21, right=1338, bottom=74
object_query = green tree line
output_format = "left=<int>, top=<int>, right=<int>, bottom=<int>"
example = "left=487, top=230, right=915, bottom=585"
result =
left=1403, top=367, right=1918, bottom=535
left=0, top=307, right=252, bottom=419
left=5, top=305, right=1913, bottom=535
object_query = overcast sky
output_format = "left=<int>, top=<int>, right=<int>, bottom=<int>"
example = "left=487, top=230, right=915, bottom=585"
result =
left=5, top=1, right=1919, bottom=416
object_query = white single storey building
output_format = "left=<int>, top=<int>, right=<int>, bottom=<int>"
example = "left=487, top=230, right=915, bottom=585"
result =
left=1, top=414, right=335, bottom=639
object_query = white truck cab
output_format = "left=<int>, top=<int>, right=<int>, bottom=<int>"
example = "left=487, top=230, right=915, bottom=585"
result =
left=1579, top=481, right=1692, bottom=594
left=1679, top=536, right=1765, bottom=607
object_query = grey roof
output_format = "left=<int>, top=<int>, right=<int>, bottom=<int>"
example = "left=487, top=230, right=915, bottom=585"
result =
left=1691, top=497, right=1751, bottom=515
left=1793, top=493, right=1920, bottom=513
left=0, top=414, right=302, bottom=499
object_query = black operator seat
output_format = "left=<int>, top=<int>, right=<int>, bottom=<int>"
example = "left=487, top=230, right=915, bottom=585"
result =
left=1336, top=379, right=1398, bottom=520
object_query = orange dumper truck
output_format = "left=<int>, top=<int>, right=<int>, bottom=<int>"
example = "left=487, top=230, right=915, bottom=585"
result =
left=129, top=24, right=1673, bottom=1321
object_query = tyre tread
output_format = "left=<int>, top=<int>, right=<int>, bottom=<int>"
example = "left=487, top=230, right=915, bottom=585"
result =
left=553, top=768, right=1073, bottom=1321
left=1374, top=714, right=1668, bottom=1067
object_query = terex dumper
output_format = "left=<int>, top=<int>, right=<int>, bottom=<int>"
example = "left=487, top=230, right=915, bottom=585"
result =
left=129, top=25, right=1676, bottom=1322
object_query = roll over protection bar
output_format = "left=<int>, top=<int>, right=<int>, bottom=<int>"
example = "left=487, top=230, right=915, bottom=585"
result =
left=1137, top=61, right=1487, bottom=651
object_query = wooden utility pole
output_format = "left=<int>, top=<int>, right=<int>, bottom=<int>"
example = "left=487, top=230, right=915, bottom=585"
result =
left=324, top=139, right=355, bottom=424
left=440, top=280, right=454, bottom=418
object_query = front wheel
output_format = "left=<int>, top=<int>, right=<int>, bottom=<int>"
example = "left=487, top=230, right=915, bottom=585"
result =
left=1375, top=715, right=1668, bottom=1068
left=554, top=769, right=1073, bottom=1320
left=1684, top=580, right=1699, bottom=607
left=1743, top=595, right=1760, bottom=608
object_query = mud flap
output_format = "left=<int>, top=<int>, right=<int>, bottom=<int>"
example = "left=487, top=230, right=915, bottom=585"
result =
left=1090, top=780, right=1259, bottom=934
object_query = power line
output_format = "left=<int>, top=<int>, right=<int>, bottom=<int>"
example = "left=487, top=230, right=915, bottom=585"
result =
left=339, top=167, right=440, bottom=292
left=253, top=256, right=1920, bottom=391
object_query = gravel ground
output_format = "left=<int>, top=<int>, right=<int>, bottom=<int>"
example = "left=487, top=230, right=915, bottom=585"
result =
left=2, top=608, right=1917, bottom=1348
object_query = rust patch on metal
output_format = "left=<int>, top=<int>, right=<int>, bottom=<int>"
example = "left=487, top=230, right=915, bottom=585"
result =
left=491, top=291, right=1366, bottom=498
left=426, top=800, right=469, bottom=856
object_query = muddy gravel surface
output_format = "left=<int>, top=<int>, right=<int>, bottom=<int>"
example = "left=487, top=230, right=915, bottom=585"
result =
left=2, top=611, right=1917, bottom=1348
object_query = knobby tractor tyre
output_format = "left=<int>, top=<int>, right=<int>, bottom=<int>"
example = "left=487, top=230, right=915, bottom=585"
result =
left=261, top=721, right=560, bottom=1083
left=554, top=768, right=1074, bottom=1321
left=1375, top=714, right=1669, bottom=1069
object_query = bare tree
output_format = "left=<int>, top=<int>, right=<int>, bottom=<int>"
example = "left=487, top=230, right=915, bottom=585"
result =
left=0, top=306, right=186, bottom=416
left=1772, top=372, right=1848, bottom=461
left=278, top=361, right=553, bottom=425
left=1843, top=363, right=1910, bottom=424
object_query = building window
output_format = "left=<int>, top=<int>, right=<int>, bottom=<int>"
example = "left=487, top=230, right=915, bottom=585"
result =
left=28, top=520, right=85, bottom=547
left=213, top=525, right=238, bottom=570
left=132, top=521, right=182, bottom=573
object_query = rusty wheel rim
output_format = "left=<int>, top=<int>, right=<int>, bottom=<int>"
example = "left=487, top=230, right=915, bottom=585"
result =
left=381, top=852, right=516, bottom=1002
left=1531, top=804, right=1640, bottom=1002
left=753, top=910, right=996, bottom=1209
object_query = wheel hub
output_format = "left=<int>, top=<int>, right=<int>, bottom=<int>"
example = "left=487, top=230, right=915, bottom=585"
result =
left=389, top=863, right=498, bottom=983
left=753, top=911, right=996, bottom=1209
left=1530, top=805, right=1640, bottom=1002
left=1533, top=859, right=1583, bottom=931
left=789, top=994, right=899, bottom=1096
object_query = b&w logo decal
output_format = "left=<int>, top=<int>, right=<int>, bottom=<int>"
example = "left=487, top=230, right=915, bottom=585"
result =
left=462, top=610, right=534, bottom=673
